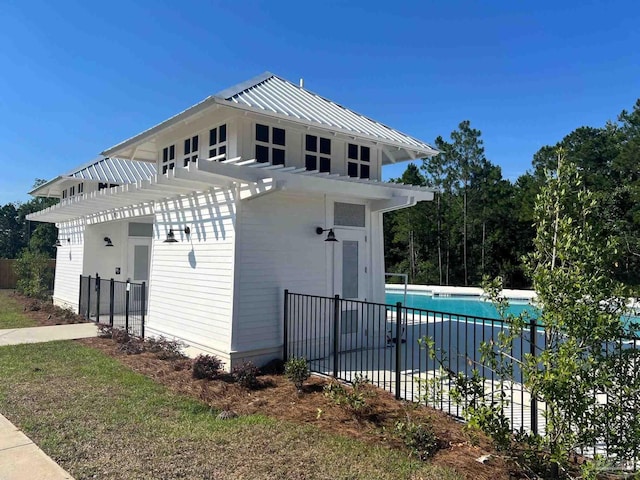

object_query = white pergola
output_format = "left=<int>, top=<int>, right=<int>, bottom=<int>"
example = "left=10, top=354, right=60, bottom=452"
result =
left=27, top=155, right=436, bottom=224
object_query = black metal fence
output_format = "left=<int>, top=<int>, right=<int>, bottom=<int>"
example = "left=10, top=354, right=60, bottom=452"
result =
left=283, top=289, right=640, bottom=454
left=79, top=274, right=146, bottom=337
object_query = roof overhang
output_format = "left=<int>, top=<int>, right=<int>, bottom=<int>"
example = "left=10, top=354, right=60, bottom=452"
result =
left=27, top=155, right=434, bottom=224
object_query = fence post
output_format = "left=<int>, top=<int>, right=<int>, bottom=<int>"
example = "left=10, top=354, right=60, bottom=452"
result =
left=86, top=275, right=92, bottom=320
left=109, top=279, right=115, bottom=326
left=141, top=281, right=146, bottom=339
left=95, top=274, right=101, bottom=323
left=395, top=302, right=403, bottom=400
left=283, top=289, right=289, bottom=362
left=530, top=318, right=538, bottom=435
left=333, top=294, right=340, bottom=379
left=78, top=275, right=83, bottom=315
left=125, top=280, right=130, bottom=333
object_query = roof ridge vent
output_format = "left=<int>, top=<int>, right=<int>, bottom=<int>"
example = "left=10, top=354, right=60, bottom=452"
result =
left=299, top=78, right=304, bottom=89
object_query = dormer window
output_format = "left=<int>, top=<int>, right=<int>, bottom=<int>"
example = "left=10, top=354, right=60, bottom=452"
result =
left=255, top=124, right=285, bottom=165
left=162, top=145, right=176, bottom=174
left=347, top=143, right=370, bottom=179
left=183, top=135, right=199, bottom=167
left=208, top=124, right=227, bottom=161
left=305, top=134, right=331, bottom=172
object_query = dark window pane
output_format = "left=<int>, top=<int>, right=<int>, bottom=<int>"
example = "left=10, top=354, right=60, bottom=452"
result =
left=305, top=135, right=317, bottom=152
left=361, top=146, right=370, bottom=162
left=360, top=164, right=370, bottom=179
left=184, top=138, right=191, bottom=154
left=209, top=148, right=217, bottom=158
left=209, top=128, right=217, bottom=146
left=272, top=148, right=285, bottom=165
left=319, top=157, right=331, bottom=173
left=169, top=162, right=175, bottom=170
left=219, top=145, right=227, bottom=156
left=163, top=147, right=168, bottom=163
left=162, top=165, right=167, bottom=174
left=192, top=136, right=199, bottom=152
left=256, top=145, right=269, bottom=163
left=184, top=158, right=190, bottom=167
left=320, top=137, right=331, bottom=155
left=348, top=162, right=358, bottom=177
left=273, top=127, right=286, bottom=146
left=169, top=145, right=175, bottom=160
left=348, top=143, right=358, bottom=159
left=305, top=154, right=317, bottom=170
left=191, top=155, right=198, bottom=162
left=256, top=124, right=269, bottom=142
left=220, top=124, right=227, bottom=142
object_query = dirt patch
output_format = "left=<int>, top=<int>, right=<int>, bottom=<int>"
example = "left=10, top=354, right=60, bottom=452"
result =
left=78, top=336, right=521, bottom=480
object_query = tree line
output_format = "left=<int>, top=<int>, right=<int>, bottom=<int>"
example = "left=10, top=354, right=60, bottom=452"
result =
left=0, top=180, right=57, bottom=259
left=385, top=99, right=640, bottom=288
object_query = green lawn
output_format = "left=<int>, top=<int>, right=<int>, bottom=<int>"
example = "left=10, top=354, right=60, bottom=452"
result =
left=0, top=341, right=462, bottom=480
left=0, top=290, right=37, bottom=328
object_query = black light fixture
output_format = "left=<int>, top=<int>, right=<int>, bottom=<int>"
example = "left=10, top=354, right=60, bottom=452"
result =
left=163, top=227, right=190, bottom=243
left=54, top=238, right=70, bottom=248
left=316, top=227, right=338, bottom=242
left=104, top=237, right=114, bottom=247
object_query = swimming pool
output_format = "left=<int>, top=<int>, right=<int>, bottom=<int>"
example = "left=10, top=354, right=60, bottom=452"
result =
left=385, top=290, right=539, bottom=320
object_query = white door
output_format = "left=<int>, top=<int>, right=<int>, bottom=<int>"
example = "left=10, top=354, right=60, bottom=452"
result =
left=333, top=229, right=368, bottom=351
left=127, top=238, right=152, bottom=283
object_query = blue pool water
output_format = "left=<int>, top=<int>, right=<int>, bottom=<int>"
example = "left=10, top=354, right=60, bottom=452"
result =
left=385, top=291, right=539, bottom=320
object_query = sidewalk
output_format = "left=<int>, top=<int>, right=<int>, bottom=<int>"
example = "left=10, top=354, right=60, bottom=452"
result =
left=0, top=323, right=98, bottom=479
left=0, top=323, right=98, bottom=347
left=0, top=414, right=75, bottom=480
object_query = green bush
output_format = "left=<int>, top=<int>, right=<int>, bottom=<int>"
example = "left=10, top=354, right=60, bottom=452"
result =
left=394, top=419, right=440, bottom=460
left=14, top=250, right=53, bottom=299
left=284, top=357, right=310, bottom=392
left=323, top=374, right=372, bottom=416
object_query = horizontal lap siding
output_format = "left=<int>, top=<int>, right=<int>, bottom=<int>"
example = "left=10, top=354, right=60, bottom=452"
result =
left=234, top=192, right=328, bottom=353
left=147, top=189, right=237, bottom=353
left=52, top=221, right=85, bottom=311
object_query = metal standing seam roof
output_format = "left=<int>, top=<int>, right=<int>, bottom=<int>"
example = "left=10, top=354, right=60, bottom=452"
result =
left=219, top=73, right=436, bottom=154
left=68, top=156, right=156, bottom=184
left=29, top=157, right=157, bottom=197
left=102, top=72, right=438, bottom=159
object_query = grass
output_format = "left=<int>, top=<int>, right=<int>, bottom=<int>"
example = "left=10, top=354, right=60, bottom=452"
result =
left=0, top=341, right=462, bottom=480
left=0, top=290, right=37, bottom=328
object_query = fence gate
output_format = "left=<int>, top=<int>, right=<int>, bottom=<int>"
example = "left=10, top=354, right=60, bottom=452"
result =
left=79, top=274, right=146, bottom=338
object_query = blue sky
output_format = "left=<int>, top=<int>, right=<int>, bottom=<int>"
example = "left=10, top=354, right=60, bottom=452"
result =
left=1, top=0, right=638, bottom=205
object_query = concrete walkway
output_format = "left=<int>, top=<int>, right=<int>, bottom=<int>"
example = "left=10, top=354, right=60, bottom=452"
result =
left=0, top=323, right=98, bottom=347
left=0, top=414, right=75, bottom=480
left=0, top=323, right=98, bottom=479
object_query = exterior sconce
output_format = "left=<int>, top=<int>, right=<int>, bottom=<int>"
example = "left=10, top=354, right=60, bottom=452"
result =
left=163, top=227, right=190, bottom=243
left=104, top=237, right=114, bottom=247
left=54, top=238, right=70, bottom=247
left=316, top=227, right=338, bottom=242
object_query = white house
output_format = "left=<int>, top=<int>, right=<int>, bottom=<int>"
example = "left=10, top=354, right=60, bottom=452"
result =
left=28, top=72, right=437, bottom=367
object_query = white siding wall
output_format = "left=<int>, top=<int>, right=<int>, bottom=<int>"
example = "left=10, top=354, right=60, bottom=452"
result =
left=146, top=188, right=237, bottom=359
left=233, top=191, right=328, bottom=358
left=52, top=219, right=85, bottom=311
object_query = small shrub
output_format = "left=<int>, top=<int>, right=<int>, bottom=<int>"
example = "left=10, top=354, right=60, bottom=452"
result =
left=143, top=336, right=185, bottom=360
left=97, top=325, right=114, bottom=338
left=323, top=374, right=372, bottom=416
left=118, top=339, right=145, bottom=355
left=284, top=357, right=310, bottom=392
left=110, top=328, right=131, bottom=344
left=232, top=361, right=259, bottom=389
left=395, top=419, right=440, bottom=460
left=14, top=250, right=53, bottom=299
left=192, top=354, right=224, bottom=380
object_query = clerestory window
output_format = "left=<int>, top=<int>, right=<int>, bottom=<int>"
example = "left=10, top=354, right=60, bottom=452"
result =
left=347, top=143, right=370, bottom=179
left=255, top=124, right=285, bottom=165
left=305, top=134, right=331, bottom=172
